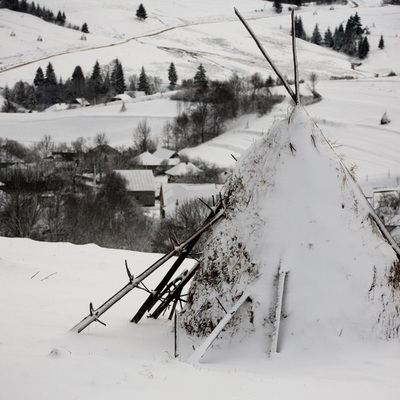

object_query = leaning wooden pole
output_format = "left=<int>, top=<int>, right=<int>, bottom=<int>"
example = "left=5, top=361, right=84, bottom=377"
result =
left=291, top=10, right=301, bottom=105
left=234, top=8, right=297, bottom=104
left=71, top=208, right=224, bottom=333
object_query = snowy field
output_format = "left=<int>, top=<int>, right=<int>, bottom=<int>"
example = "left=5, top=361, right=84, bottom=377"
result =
left=1, top=0, right=400, bottom=398
left=2, top=236, right=400, bottom=400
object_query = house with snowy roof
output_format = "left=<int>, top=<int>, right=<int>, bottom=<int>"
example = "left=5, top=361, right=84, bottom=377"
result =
left=165, top=162, right=202, bottom=182
left=152, top=148, right=180, bottom=166
left=134, top=151, right=163, bottom=171
left=159, top=182, right=222, bottom=217
left=115, top=169, right=156, bottom=206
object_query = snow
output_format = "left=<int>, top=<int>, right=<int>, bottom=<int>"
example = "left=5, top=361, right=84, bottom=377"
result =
left=1, top=236, right=400, bottom=399
left=1, top=0, right=400, bottom=398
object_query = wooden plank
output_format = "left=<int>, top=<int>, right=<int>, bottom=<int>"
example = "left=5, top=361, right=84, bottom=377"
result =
left=270, top=270, right=288, bottom=354
left=187, top=291, right=251, bottom=364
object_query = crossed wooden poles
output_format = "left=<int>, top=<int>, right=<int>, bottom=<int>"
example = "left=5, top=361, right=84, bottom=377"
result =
left=71, top=198, right=225, bottom=333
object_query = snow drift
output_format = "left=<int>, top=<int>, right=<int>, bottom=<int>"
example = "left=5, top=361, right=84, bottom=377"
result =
left=181, top=105, right=400, bottom=353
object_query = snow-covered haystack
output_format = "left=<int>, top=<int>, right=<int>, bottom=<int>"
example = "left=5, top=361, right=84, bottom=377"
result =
left=181, top=105, right=400, bottom=352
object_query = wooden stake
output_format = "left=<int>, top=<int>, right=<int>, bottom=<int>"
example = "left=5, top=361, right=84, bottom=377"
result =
left=187, top=291, right=251, bottom=364
left=291, top=10, right=300, bottom=105
left=234, top=8, right=297, bottom=104
left=270, top=270, right=288, bottom=354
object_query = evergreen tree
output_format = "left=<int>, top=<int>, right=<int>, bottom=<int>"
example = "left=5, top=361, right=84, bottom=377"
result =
left=111, top=59, right=126, bottom=94
left=193, top=64, right=208, bottom=90
left=45, top=62, right=57, bottom=86
left=136, top=3, right=147, bottom=20
left=273, top=0, right=282, bottom=14
left=89, top=60, right=104, bottom=100
left=294, top=16, right=306, bottom=40
left=342, top=14, right=362, bottom=56
left=91, top=60, right=102, bottom=83
left=33, top=67, right=45, bottom=87
left=20, top=0, right=28, bottom=13
left=3, top=85, right=11, bottom=101
left=311, top=24, right=322, bottom=45
left=358, top=36, right=370, bottom=59
left=324, top=27, right=334, bottom=48
left=168, top=62, right=178, bottom=90
left=333, top=23, right=345, bottom=51
left=30, top=2, right=36, bottom=14
left=378, top=35, right=385, bottom=50
left=71, top=65, right=85, bottom=97
left=138, top=66, right=150, bottom=94
left=81, top=22, right=89, bottom=33
left=352, top=12, right=363, bottom=36
left=55, top=11, right=63, bottom=25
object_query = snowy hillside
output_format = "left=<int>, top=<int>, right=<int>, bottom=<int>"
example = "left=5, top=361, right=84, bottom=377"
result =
left=1, top=0, right=400, bottom=192
left=1, top=1, right=400, bottom=398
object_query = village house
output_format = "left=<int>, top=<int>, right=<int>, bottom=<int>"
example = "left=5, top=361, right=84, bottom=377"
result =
left=115, top=169, right=156, bottom=207
left=159, top=182, right=223, bottom=218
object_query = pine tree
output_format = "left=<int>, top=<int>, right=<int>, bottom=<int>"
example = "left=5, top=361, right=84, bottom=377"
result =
left=20, top=0, right=28, bottom=13
left=193, top=64, right=208, bottom=90
left=324, top=27, right=334, bottom=48
left=311, top=24, right=322, bottom=45
left=358, top=36, right=370, bottom=59
left=294, top=16, right=306, bottom=40
left=111, top=59, right=126, bottom=94
left=71, top=65, right=85, bottom=97
left=342, top=14, right=362, bottom=56
left=378, top=35, right=385, bottom=50
left=273, top=0, right=282, bottom=14
left=168, top=62, right=178, bottom=90
left=81, top=23, right=89, bottom=33
left=88, top=60, right=104, bottom=102
left=33, top=67, right=45, bottom=87
left=138, top=66, right=150, bottom=94
left=352, top=12, right=363, bottom=36
left=45, top=63, right=57, bottom=86
left=136, top=3, right=147, bottom=20
left=55, top=11, right=63, bottom=25
left=333, top=24, right=345, bottom=51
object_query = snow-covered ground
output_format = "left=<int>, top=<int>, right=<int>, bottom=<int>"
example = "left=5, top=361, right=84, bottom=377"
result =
left=1, top=1, right=400, bottom=398
left=1, top=236, right=400, bottom=400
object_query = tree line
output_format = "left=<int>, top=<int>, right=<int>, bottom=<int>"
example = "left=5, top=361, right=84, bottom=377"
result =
left=293, top=13, right=374, bottom=59
left=0, top=0, right=87, bottom=31
left=2, top=59, right=167, bottom=112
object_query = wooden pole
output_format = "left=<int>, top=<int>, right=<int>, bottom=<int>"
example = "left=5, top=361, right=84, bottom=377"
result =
left=234, top=8, right=297, bottom=104
left=174, top=310, right=180, bottom=359
left=270, top=270, right=288, bottom=354
left=291, top=10, right=300, bottom=105
left=187, top=291, right=251, bottom=364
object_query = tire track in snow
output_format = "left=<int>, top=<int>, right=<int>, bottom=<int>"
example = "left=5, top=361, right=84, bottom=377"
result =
left=0, top=12, right=272, bottom=75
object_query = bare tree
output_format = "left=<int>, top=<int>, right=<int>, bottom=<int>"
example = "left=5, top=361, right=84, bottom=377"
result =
left=33, top=135, right=54, bottom=160
left=133, top=119, right=157, bottom=153
left=94, top=132, right=109, bottom=146
left=308, top=72, right=321, bottom=99
left=0, top=168, right=42, bottom=238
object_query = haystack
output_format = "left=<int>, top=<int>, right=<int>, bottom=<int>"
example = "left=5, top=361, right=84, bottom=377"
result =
left=181, top=104, right=400, bottom=353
